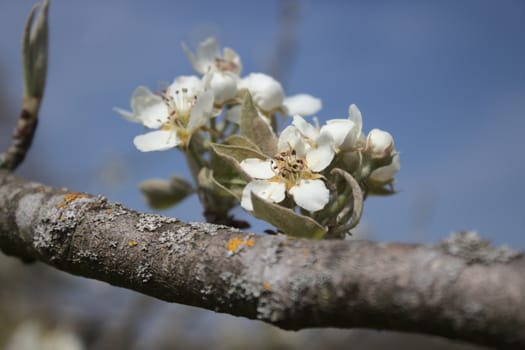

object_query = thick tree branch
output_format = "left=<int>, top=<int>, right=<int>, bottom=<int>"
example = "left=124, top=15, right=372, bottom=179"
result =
left=0, top=170, right=523, bottom=349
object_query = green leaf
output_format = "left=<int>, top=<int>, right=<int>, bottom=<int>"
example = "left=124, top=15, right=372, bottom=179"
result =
left=240, top=93, right=277, bottom=156
left=139, top=176, right=194, bottom=210
left=198, top=167, right=243, bottom=199
left=211, top=143, right=267, bottom=163
left=224, top=135, right=262, bottom=152
left=251, top=193, right=326, bottom=239
left=211, top=143, right=268, bottom=180
left=330, top=168, right=364, bottom=234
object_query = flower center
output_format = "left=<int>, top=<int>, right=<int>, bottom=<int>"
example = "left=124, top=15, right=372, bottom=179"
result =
left=271, top=149, right=315, bottom=189
left=161, top=87, right=197, bottom=129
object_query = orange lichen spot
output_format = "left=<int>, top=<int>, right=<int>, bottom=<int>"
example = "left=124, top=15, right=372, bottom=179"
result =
left=105, top=209, right=113, bottom=215
left=127, top=240, right=138, bottom=247
left=227, top=237, right=256, bottom=252
left=57, top=192, right=88, bottom=208
left=228, top=237, right=243, bottom=252
left=263, top=282, right=272, bottom=291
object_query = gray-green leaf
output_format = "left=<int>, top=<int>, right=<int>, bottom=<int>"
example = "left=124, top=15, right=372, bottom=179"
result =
left=251, top=193, right=326, bottom=239
left=240, top=93, right=277, bottom=157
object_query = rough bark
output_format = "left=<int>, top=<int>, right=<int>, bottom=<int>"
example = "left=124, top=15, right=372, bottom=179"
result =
left=0, top=170, right=524, bottom=349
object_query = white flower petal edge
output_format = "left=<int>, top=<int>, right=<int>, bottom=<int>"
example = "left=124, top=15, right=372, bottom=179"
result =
left=305, top=133, right=335, bottom=172
left=289, top=179, right=329, bottom=212
left=182, top=37, right=242, bottom=76
left=133, top=130, right=179, bottom=152
left=181, top=37, right=218, bottom=75
left=284, top=94, right=322, bottom=116
left=292, top=115, right=319, bottom=140
left=278, top=126, right=308, bottom=158
left=370, top=153, right=401, bottom=183
left=321, top=120, right=355, bottom=149
left=349, top=104, right=363, bottom=136
left=240, top=159, right=275, bottom=179
left=115, top=86, right=167, bottom=129
left=170, top=75, right=204, bottom=94
left=238, top=73, right=284, bottom=112
left=187, top=90, right=214, bottom=131
left=209, top=71, right=238, bottom=104
left=241, top=180, right=286, bottom=211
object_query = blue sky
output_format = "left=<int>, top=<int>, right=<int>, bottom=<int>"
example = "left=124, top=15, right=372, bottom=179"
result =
left=1, top=0, right=524, bottom=248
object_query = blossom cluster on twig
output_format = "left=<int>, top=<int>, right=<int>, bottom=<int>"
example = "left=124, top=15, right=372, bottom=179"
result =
left=116, top=38, right=399, bottom=238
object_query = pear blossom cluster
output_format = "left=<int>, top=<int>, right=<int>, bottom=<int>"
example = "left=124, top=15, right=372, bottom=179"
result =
left=116, top=37, right=321, bottom=151
left=116, top=37, right=400, bottom=239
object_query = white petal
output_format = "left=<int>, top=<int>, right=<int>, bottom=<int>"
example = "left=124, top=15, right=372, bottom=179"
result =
left=114, top=107, right=137, bottom=123
left=197, top=37, right=219, bottom=68
left=292, top=115, right=319, bottom=140
left=223, top=47, right=242, bottom=75
left=238, top=73, right=284, bottom=111
left=349, top=104, right=363, bottom=138
left=241, top=180, right=286, bottom=211
left=225, top=105, right=241, bottom=124
left=125, top=86, right=168, bottom=128
left=209, top=71, right=238, bottom=104
left=306, top=134, right=334, bottom=172
left=322, top=119, right=355, bottom=148
left=181, top=42, right=202, bottom=74
left=370, top=153, right=400, bottom=182
left=133, top=130, right=179, bottom=152
left=278, top=126, right=306, bottom=157
left=187, top=91, right=214, bottom=131
left=170, top=75, right=203, bottom=95
left=290, top=179, right=329, bottom=212
left=284, top=94, right=322, bottom=116
left=240, top=158, right=275, bottom=179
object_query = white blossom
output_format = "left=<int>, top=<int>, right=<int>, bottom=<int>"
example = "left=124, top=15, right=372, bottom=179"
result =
left=240, top=127, right=330, bottom=212
left=330, top=104, right=365, bottom=151
left=238, top=73, right=321, bottom=116
left=114, top=86, right=167, bottom=129
left=286, top=115, right=357, bottom=170
left=182, top=37, right=242, bottom=105
left=182, top=37, right=242, bottom=75
left=116, top=75, right=214, bottom=151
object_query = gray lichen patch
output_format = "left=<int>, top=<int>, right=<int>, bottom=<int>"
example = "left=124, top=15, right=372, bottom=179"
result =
left=74, top=249, right=99, bottom=262
left=188, top=222, right=239, bottom=236
left=441, top=230, right=523, bottom=264
left=158, top=229, right=194, bottom=250
left=94, top=202, right=128, bottom=223
left=32, top=193, right=102, bottom=258
left=135, top=213, right=178, bottom=232
left=136, top=263, right=152, bottom=283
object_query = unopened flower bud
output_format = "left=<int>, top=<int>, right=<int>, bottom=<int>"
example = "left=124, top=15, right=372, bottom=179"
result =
left=370, top=153, right=400, bottom=183
left=238, top=73, right=284, bottom=112
left=365, top=128, right=394, bottom=159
